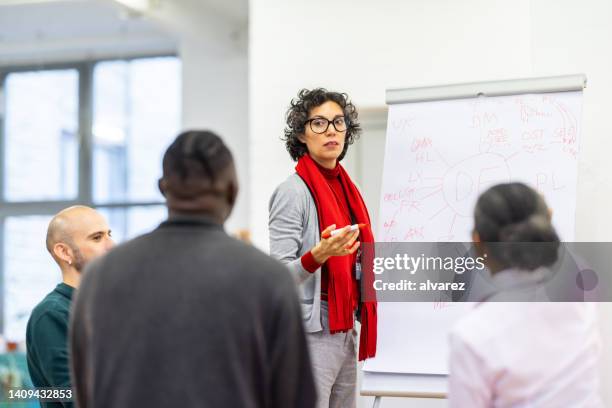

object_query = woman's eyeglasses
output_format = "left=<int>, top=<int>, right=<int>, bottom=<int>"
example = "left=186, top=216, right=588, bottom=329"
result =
left=304, top=116, right=347, bottom=134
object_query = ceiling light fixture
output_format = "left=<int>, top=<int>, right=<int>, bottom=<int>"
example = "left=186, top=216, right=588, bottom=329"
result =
left=111, top=0, right=150, bottom=13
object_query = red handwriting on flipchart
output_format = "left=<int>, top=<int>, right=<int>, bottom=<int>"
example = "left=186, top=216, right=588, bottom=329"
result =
left=415, top=151, right=435, bottom=163
left=410, top=137, right=433, bottom=152
left=522, top=129, right=545, bottom=141
left=523, top=143, right=547, bottom=153
left=518, top=103, right=550, bottom=124
left=433, top=301, right=452, bottom=310
left=391, top=118, right=414, bottom=134
left=480, top=128, right=510, bottom=151
left=522, top=128, right=549, bottom=153
left=383, top=219, right=397, bottom=231
left=399, top=199, right=421, bottom=214
left=489, top=128, right=510, bottom=145
left=470, top=112, right=498, bottom=129
left=535, top=173, right=566, bottom=192
left=403, top=226, right=425, bottom=241
left=554, top=127, right=577, bottom=146
left=383, top=186, right=416, bottom=203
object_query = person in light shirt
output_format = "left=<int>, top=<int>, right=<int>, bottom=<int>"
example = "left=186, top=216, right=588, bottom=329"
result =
left=448, top=182, right=602, bottom=408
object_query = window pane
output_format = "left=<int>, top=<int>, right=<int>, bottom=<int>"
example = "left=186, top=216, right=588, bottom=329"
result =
left=93, top=57, right=181, bottom=204
left=3, top=70, right=79, bottom=201
left=98, top=205, right=166, bottom=243
left=3, top=216, right=58, bottom=342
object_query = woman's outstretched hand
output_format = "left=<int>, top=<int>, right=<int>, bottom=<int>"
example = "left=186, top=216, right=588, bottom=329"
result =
left=311, top=224, right=360, bottom=264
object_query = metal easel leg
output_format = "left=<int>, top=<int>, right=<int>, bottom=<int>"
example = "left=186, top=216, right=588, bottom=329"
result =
left=372, top=396, right=382, bottom=408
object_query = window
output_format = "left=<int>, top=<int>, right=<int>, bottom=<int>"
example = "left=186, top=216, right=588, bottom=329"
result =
left=3, top=216, right=56, bottom=341
left=93, top=58, right=181, bottom=203
left=0, top=56, right=180, bottom=341
left=4, top=69, right=79, bottom=202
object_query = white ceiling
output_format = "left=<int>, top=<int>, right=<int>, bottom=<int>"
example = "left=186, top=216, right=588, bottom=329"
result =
left=0, top=0, right=248, bottom=44
left=0, top=0, right=168, bottom=43
left=0, top=0, right=247, bottom=64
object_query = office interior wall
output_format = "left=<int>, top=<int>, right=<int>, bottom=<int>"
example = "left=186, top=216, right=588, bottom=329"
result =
left=120, top=0, right=250, bottom=232
left=249, top=0, right=533, bottom=251
left=180, top=43, right=249, bottom=233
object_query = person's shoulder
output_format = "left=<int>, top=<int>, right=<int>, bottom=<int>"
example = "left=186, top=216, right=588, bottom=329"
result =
left=90, top=230, right=156, bottom=265
left=450, top=303, right=517, bottom=349
left=78, top=234, right=152, bottom=293
left=271, top=173, right=309, bottom=199
left=270, top=173, right=311, bottom=213
left=27, top=293, right=68, bottom=331
left=30, top=287, right=67, bottom=314
left=228, top=239, right=295, bottom=282
left=229, top=238, right=287, bottom=271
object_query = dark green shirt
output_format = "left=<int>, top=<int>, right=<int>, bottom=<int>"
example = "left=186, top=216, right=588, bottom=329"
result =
left=26, top=282, right=74, bottom=408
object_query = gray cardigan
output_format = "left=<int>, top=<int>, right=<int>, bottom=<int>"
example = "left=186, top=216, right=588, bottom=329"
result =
left=269, top=173, right=323, bottom=333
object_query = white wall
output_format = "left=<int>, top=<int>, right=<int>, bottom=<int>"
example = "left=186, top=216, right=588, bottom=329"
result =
left=249, top=0, right=533, bottom=250
left=138, top=0, right=250, bottom=232
left=250, top=0, right=612, bottom=406
left=179, top=38, right=249, bottom=233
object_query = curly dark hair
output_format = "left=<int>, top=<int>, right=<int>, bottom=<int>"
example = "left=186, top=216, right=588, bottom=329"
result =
left=283, top=88, right=361, bottom=162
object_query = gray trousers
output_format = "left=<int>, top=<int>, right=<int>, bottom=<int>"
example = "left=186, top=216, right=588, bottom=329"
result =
left=306, top=301, right=357, bottom=408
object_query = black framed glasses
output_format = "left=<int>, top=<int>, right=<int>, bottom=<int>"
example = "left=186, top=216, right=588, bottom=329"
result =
left=304, top=116, right=348, bottom=134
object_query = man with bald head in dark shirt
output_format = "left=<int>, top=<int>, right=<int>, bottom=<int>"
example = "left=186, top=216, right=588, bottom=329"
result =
left=27, top=206, right=113, bottom=408
left=70, top=130, right=316, bottom=408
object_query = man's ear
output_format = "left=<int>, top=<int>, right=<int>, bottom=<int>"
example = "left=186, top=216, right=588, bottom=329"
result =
left=226, top=178, right=238, bottom=209
left=158, top=178, right=167, bottom=197
left=218, top=178, right=238, bottom=222
left=297, top=133, right=306, bottom=144
left=53, top=242, right=73, bottom=265
left=472, top=230, right=481, bottom=243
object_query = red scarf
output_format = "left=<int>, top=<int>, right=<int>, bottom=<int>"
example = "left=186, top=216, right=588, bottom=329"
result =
left=296, top=154, right=377, bottom=360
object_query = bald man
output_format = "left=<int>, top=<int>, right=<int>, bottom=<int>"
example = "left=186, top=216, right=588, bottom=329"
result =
left=26, top=206, right=113, bottom=408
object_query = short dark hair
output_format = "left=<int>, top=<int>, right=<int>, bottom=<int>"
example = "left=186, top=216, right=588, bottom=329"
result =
left=283, top=88, right=361, bottom=161
left=162, top=130, right=233, bottom=186
left=474, top=183, right=560, bottom=270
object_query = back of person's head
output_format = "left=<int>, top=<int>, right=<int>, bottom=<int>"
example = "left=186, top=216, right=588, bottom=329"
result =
left=159, top=130, right=237, bottom=221
left=474, top=182, right=560, bottom=271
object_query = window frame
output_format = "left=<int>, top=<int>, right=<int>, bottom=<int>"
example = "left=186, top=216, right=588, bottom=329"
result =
left=0, top=54, right=178, bottom=333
